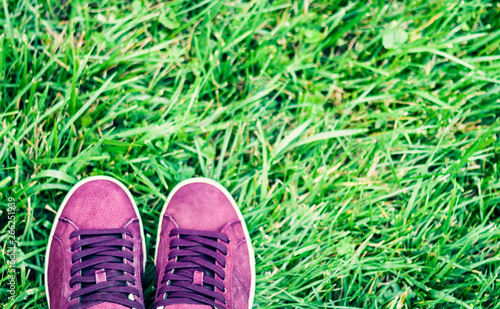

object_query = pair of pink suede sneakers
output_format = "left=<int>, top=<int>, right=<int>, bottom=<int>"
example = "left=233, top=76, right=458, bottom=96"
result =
left=45, top=176, right=255, bottom=309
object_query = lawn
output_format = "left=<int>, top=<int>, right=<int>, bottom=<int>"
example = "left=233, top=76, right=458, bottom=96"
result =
left=1, top=0, right=500, bottom=308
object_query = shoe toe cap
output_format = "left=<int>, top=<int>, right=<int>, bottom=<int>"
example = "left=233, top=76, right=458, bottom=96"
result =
left=60, top=179, right=138, bottom=229
left=165, top=181, right=240, bottom=231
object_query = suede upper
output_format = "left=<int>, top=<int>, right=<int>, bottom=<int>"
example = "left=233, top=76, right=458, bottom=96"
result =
left=46, top=178, right=145, bottom=309
left=155, top=181, right=254, bottom=309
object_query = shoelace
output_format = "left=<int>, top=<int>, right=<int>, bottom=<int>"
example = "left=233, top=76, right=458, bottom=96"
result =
left=68, top=228, right=144, bottom=309
left=154, top=228, right=230, bottom=309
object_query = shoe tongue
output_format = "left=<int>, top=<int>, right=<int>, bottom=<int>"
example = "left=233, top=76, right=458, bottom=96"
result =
left=161, top=232, right=222, bottom=309
left=164, top=305, right=211, bottom=309
left=88, top=303, right=130, bottom=309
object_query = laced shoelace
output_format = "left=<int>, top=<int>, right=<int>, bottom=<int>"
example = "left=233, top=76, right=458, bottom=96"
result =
left=154, top=228, right=230, bottom=309
left=68, top=228, right=144, bottom=309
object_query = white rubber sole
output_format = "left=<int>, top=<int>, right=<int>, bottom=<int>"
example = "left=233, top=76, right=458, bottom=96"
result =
left=154, top=177, right=256, bottom=309
left=44, top=176, right=147, bottom=308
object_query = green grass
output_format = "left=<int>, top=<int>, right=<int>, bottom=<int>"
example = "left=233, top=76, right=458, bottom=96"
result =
left=1, top=0, right=500, bottom=308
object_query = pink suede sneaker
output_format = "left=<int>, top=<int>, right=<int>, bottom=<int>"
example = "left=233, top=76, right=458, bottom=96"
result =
left=45, top=176, right=146, bottom=309
left=154, top=178, right=255, bottom=309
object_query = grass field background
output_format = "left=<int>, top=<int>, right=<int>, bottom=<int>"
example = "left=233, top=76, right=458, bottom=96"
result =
left=1, top=0, right=500, bottom=308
